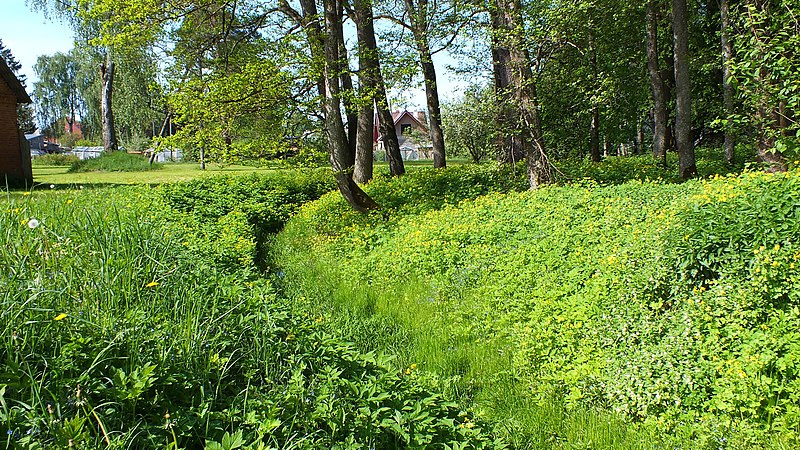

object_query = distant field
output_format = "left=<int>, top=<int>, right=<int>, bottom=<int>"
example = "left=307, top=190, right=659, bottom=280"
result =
left=31, top=162, right=279, bottom=187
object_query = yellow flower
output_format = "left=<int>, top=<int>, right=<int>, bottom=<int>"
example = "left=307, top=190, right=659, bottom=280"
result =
left=146, top=281, right=158, bottom=287
left=54, top=313, right=68, bottom=321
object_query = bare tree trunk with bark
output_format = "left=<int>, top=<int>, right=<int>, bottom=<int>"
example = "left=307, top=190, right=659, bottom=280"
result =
left=720, top=0, right=736, bottom=164
left=492, top=0, right=549, bottom=188
left=351, top=0, right=404, bottom=180
left=403, top=0, right=446, bottom=168
left=100, top=52, right=118, bottom=153
left=646, top=0, right=668, bottom=166
left=672, top=0, right=697, bottom=179
left=322, top=0, right=378, bottom=211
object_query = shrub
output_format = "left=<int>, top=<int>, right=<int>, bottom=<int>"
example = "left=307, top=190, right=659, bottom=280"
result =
left=32, top=153, right=80, bottom=166
left=68, top=151, right=161, bottom=173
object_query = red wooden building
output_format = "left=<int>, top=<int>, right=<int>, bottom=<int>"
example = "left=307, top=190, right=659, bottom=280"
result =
left=0, top=58, right=33, bottom=187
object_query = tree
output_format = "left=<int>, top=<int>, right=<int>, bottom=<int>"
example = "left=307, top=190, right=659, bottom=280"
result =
left=30, top=0, right=123, bottom=152
left=720, top=0, right=736, bottom=164
left=729, top=0, right=800, bottom=172
left=490, top=0, right=550, bottom=188
left=442, top=86, right=496, bottom=163
left=349, top=0, right=405, bottom=182
left=0, top=40, right=36, bottom=134
left=672, top=0, right=697, bottom=179
left=33, top=51, right=84, bottom=137
left=646, top=0, right=669, bottom=164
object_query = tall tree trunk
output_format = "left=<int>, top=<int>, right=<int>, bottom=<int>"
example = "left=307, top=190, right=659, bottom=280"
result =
left=493, top=0, right=549, bottom=188
left=100, top=52, right=118, bottom=153
left=672, top=0, right=696, bottom=179
left=589, top=32, right=601, bottom=162
left=376, top=97, right=405, bottom=176
left=403, top=0, right=445, bottom=168
left=646, top=0, right=668, bottom=164
left=337, top=35, right=358, bottom=165
left=322, top=0, right=379, bottom=211
left=352, top=0, right=376, bottom=184
left=491, top=28, right=522, bottom=164
left=351, top=0, right=404, bottom=179
left=720, top=0, right=736, bottom=165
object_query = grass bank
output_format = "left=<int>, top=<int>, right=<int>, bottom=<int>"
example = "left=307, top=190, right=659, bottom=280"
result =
left=274, top=157, right=800, bottom=448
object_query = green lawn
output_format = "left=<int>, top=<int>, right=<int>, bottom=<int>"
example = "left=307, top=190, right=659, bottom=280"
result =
left=30, top=162, right=283, bottom=187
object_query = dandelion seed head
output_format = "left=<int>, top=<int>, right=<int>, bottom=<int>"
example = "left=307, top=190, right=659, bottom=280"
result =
left=27, top=218, right=40, bottom=229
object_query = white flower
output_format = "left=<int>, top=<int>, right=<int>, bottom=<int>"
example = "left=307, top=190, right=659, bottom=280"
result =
left=50, top=184, right=55, bottom=189
left=27, top=218, right=40, bottom=229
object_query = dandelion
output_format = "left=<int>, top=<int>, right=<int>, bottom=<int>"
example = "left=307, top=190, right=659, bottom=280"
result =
left=54, top=313, right=68, bottom=321
left=49, top=184, right=55, bottom=189
left=146, top=281, right=158, bottom=287
left=27, top=218, right=40, bottom=229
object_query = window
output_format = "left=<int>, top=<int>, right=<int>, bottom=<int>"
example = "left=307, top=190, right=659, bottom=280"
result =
left=400, top=124, right=411, bottom=135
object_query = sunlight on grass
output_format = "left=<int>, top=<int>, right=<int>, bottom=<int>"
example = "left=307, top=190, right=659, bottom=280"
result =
left=32, top=162, right=279, bottom=186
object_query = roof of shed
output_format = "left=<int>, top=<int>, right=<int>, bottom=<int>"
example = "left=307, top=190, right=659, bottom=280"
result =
left=0, top=58, right=32, bottom=103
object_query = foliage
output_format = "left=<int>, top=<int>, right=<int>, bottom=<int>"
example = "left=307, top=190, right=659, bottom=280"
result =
left=275, top=161, right=800, bottom=447
left=554, top=146, right=750, bottom=184
left=728, top=0, right=800, bottom=143
left=160, top=170, right=335, bottom=270
left=68, top=152, right=160, bottom=173
left=163, top=57, right=293, bottom=164
left=31, top=153, right=81, bottom=166
left=0, top=183, right=500, bottom=449
left=442, top=86, right=497, bottom=163
left=33, top=51, right=84, bottom=137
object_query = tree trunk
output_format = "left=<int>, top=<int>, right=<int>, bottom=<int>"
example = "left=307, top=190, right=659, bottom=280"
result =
left=636, top=119, right=644, bottom=154
left=337, top=36, right=358, bottom=166
left=493, top=0, right=549, bottom=188
left=322, top=0, right=379, bottom=211
left=491, top=31, right=522, bottom=164
left=720, top=0, right=736, bottom=165
left=672, top=0, right=697, bottom=179
left=100, top=52, right=118, bottom=153
left=352, top=0, right=376, bottom=184
left=646, top=0, right=668, bottom=163
left=403, top=0, right=446, bottom=168
left=351, top=0, right=404, bottom=180
left=589, top=33, right=601, bottom=162
left=376, top=98, right=405, bottom=176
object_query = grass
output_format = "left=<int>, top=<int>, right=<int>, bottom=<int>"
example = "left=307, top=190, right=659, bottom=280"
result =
left=31, top=162, right=279, bottom=187
left=0, top=179, right=498, bottom=448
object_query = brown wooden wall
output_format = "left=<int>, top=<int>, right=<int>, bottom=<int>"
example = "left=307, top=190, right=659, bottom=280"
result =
left=0, top=80, right=32, bottom=186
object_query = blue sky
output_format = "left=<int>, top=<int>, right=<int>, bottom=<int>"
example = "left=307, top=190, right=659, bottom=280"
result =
left=1, top=0, right=75, bottom=87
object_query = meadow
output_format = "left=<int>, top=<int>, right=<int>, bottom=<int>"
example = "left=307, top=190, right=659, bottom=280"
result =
left=3, top=151, right=800, bottom=448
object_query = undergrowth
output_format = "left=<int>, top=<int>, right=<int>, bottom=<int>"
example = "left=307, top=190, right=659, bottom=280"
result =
left=0, top=174, right=499, bottom=448
left=274, top=158, right=800, bottom=448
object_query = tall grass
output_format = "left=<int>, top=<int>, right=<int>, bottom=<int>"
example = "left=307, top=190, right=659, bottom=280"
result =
left=1, top=179, right=500, bottom=448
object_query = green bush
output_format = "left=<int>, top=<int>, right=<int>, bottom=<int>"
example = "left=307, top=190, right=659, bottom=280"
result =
left=31, top=153, right=80, bottom=166
left=68, top=151, right=161, bottom=173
